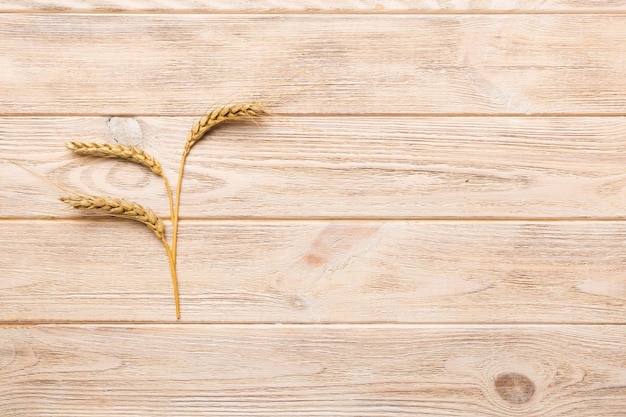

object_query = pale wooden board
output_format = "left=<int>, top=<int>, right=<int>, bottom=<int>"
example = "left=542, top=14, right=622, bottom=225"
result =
left=4, top=116, right=626, bottom=219
left=2, top=324, right=625, bottom=416
left=1, top=220, right=625, bottom=323
left=1, top=15, right=626, bottom=115
left=3, top=0, right=626, bottom=12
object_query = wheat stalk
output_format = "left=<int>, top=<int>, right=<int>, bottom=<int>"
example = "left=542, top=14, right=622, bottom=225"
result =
left=67, top=142, right=163, bottom=176
left=61, top=193, right=180, bottom=318
left=171, top=103, right=265, bottom=265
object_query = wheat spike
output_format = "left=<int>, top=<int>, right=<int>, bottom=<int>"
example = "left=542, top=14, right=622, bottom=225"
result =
left=185, top=103, right=265, bottom=153
left=67, top=142, right=163, bottom=176
left=61, top=194, right=165, bottom=241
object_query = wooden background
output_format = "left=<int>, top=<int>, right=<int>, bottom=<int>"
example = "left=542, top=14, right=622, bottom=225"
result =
left=1, top=1, right=626, bottom=415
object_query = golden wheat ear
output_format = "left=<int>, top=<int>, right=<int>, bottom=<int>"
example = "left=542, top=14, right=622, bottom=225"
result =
left=185, top=103, right=265, bottom=153
left=66, top=142, right=163, bottom=176
left=60, top=194, right=165, bottom=240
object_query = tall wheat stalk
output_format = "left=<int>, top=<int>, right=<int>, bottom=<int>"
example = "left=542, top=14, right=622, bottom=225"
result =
left=171, top=103, right=265, bottom=263
left=62, top=103, right=265, bottom=319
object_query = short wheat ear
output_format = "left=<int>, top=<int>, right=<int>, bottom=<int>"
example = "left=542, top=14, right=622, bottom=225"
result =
left=61, top=194, right=180, bottom=319
left=184, top=103, right=266, bottom=153
left=61, top=194, right=165, bottom=239
left=66, top=142, right=163, bottom=175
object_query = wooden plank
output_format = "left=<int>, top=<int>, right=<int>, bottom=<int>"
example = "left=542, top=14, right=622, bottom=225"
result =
left=4, top=116, right=626, bottom=219
left=2, top=0, right=626, bottom=13
left=1, top=324, right=625, bottom=416
left=1, top=220, right=625, bottom=323
left=1, top=15, right=626, bottom=115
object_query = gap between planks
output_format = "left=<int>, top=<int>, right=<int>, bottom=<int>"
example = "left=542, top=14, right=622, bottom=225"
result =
left=1, top=322, right=624, bottom=327
left=2, top=112, right=626, bottom=118
left=3, top=11, right=626, bottom=15
left=4, top=218, right=626, bottom=223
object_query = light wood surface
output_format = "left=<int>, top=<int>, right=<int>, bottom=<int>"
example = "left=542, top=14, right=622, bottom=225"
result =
left=1, top=220, right=625, bottom=323
left=4, top=116, right=626, bottom=219
left=1, top=15, right=626, bottom=115
left=2, top=1, right=625, bottom=415
left=3, top=325, right=625, bottom=416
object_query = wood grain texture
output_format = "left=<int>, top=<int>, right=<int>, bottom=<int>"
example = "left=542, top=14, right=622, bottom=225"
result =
left=1, top=325, right=625, bottom=416
left=1, top=220, right=624, bottom=323
left=3, top=0, right=626, bottom=12
left=1, top=15, right=626, bottom=115
left=4, top=116, right=626, bottom=219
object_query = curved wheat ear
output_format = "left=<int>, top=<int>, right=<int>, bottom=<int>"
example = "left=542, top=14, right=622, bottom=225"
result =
left=66, top=142, right=163, bottom=176
left=61, top=194, right=165, bottom=241
left=184, top=103, right=265, bottom=153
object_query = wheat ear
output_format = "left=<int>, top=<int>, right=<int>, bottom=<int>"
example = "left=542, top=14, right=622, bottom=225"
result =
left=61, top=194, right=180, bottom=318
left=66, top=142, right=175, bottom=234
left=61, top=194, right=165, bottom=239
left=171, top=103, right=265, bottom=264
left=67, top=142, right=163, bottom=175
left=184, top=103, right=265, bottom=154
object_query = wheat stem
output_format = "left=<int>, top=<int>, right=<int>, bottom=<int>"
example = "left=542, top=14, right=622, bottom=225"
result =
left=160, top=237, right=180, bottom=319
left=171, top=148, right=189, bottom=264
left=161, top=179, right=179, bottom=318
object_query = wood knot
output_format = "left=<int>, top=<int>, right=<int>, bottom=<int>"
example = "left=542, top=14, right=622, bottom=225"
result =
left=106, top=117, right=143, bottom=147
left=494, top=372, right=536, bottom=404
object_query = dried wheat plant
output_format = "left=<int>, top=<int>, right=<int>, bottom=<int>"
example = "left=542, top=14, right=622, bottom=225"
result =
left=172, top=103, right=266, bottom=262
left=61, top=103, right=265, bottom=319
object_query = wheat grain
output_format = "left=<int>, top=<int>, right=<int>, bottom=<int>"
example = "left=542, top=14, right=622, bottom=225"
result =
left=61, top=194, right=165, bottom=241
left=185, top=103, right=265, bottom=153
left=67, top=142, right=163, bottom=176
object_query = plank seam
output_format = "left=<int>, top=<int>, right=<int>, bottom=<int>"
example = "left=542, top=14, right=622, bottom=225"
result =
left=0, top=322, right=623, bottom=327
left=3, top=218, right=626, bottom=223
left=2, top=11, right=626, bottom=15
left=1, top=113, right=626, bottom=118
